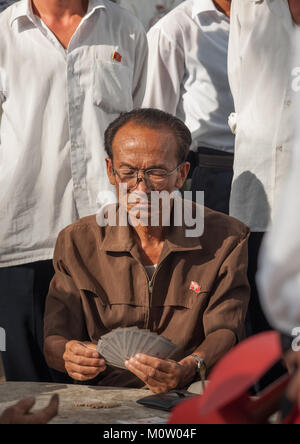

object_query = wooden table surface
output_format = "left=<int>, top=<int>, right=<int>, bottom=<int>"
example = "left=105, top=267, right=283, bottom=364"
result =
left=0, top=382, right=172, bottom=424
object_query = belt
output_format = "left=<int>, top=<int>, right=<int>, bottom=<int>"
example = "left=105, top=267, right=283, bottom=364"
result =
left=197, top=149, right=234, bottom=170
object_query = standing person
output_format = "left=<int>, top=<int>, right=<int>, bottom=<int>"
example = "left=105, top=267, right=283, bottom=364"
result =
left=257, top=24, right=300, bottom=343
left=228, top=0, right=296, bottom=387
left=0, top=0, right=18, bottom=13
left=142, top=0, right=234, bottom=215
left=0, top=0, right=147, bottom=382
left=116, top=0, right=183, bottom=31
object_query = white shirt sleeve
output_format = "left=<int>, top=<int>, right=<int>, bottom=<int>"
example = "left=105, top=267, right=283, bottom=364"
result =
left=227, top=0, right=241, bottom=116
left=256, top=27, right=300, bottom=336
left=257, top=134, right=300, bottom=335
left=0, top=69, right=5, bottom=144
left=142, top=25, right=185, bottom=114
left=132, top=26, right=149, bottom=107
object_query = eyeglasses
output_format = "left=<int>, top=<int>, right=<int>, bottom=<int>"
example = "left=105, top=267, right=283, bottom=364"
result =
left=112, top=164, right=183, bottom=190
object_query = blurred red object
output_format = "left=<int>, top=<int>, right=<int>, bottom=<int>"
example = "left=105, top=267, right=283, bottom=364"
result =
left=169, top=331, right=299, bottom=424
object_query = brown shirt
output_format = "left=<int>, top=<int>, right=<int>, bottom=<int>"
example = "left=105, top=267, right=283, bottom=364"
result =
left=44, top=205, right=250, bottom=387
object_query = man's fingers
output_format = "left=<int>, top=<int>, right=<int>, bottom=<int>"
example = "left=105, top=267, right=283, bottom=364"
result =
left=133, top=354, right=176, bottom=374
left=43, top=394, right=59, bottom=419
left=64, top=352, right=105, bottom=368
left=66, top=363, right=105, bottom=376
left=14, top=397, right=36, bottom=414
left=125, top=357, right=169, bottom=383
left=125, top=361, right=167, bottom=391
left=67, top=342, right=100, bottom=359
left=21, top=394, right=59, bottom=425
left=68, top=371, right=101, bottom=382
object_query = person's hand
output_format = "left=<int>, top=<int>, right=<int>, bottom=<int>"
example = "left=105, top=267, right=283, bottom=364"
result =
left=63, top=341, right=106, bottom=381
left=0, top=394, right=59, bottom=424
left=125, top=354, right=197, bottom=393
left=288, top=0, right=300, bottom=24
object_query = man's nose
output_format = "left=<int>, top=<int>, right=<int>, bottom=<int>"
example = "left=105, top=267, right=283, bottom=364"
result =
left=135, top=174, right=151, bottom=192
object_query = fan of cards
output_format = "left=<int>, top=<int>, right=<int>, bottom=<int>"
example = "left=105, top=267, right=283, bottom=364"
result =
left=97, top=327, right=178, bottom=370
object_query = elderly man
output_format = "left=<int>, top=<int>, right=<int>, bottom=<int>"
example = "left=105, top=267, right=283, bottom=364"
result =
left=0, top=0, right=147, bottom=383
left=44, top=108, right=249, bottom=392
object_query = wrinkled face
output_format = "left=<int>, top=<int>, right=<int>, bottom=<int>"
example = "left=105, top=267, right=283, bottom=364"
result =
left=106, top=122, right=190, bottom=221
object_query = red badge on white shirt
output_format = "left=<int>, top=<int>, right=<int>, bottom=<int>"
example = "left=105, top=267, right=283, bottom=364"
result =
left=190, top=281, right=201, bottom=294
left=112, top=51, right=122, bottom=63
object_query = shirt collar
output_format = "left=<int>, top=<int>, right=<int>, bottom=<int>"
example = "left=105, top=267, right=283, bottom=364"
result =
left=100, top=203, right=204, bottom=256
left=9, top=0, right=31, bottom=26
left=10, top=0, right=106, bottom=27
left=192, top=0, right=219, bottom=18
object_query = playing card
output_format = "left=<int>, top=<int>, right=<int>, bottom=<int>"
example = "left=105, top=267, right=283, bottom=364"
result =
left=98, top=340, right=127, bottom=369
left=96, top=328, right=178, bottom=370
left=145, top=335, right=178, bottom=359
left=123, top=327, right=139, bottom=360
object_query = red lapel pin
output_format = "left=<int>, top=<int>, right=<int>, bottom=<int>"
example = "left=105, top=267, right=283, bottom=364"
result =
left=190, top=281, right=201, bottom=294
left=112, top=51, right=122, bottom=63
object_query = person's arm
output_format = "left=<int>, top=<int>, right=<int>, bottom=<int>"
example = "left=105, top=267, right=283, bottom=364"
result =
left=142, top=24, right=185, bottom=114
left=227, top=0, right=242, bottom=134
left=194, top=229, right=250, bottom=371
left=44, top=231, right=106, bottom=380
left=0, top=67, right=5, bottom=144
left=132, top=23, right=148, bottom=107
left=0, top=395, right=59, bottom=425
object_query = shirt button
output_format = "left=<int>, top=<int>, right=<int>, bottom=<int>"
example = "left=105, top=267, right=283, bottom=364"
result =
left=277, top=145, right=283, bottom=152
left=285, top=100, right=292, bottom=107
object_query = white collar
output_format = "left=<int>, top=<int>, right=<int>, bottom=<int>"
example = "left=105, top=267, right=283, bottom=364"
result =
left=192, top=0, right=219, bottom=19
left=10, top=0, right=107, bottom=27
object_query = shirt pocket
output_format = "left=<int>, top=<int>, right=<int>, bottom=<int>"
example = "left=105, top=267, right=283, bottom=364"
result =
left=92, top=60, right=133, bottom=114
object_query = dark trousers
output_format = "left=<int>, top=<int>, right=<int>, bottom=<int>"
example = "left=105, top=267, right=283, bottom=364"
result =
left=0, top=260, right=71, bottom=383
left=190, top=147, right=234, bottom=215
left=247, top=233, right=287, bottom=392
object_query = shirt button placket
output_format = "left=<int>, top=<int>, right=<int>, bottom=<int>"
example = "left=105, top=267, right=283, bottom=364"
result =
left=67, top=54, right=89, bottom=217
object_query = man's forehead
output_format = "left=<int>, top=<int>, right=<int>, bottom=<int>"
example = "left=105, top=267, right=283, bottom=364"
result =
left=113, top=121, right=175, bottom=141
left=112, top=122, right=178, bottom=160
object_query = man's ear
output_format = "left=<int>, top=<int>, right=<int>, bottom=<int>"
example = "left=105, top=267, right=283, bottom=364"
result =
left=175, top=162, right=190, bottom=189
left=106, top=157, right=116, bottom=185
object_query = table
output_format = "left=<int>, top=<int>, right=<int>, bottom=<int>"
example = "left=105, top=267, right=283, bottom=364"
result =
left=0, top=382, right=174, bottom=424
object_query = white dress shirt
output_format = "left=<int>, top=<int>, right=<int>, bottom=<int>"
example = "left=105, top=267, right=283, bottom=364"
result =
left=228, top=0, right=295, bottom=231
left=257, top=28, right=300, bottom=335
left=116, top=0, right=183, bottom=31
left=142, top=0, right=234, bottom=153
left=0, top=0, right=148, bottom=266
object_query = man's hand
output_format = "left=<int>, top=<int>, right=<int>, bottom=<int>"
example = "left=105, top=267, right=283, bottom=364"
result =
left=0, top=394, right=59, bottom=424
left=289, top=0, right=300, bottom=24
left=125, top=354, right=197, bottom=393
left=63, top=341, right=106, bottom=381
